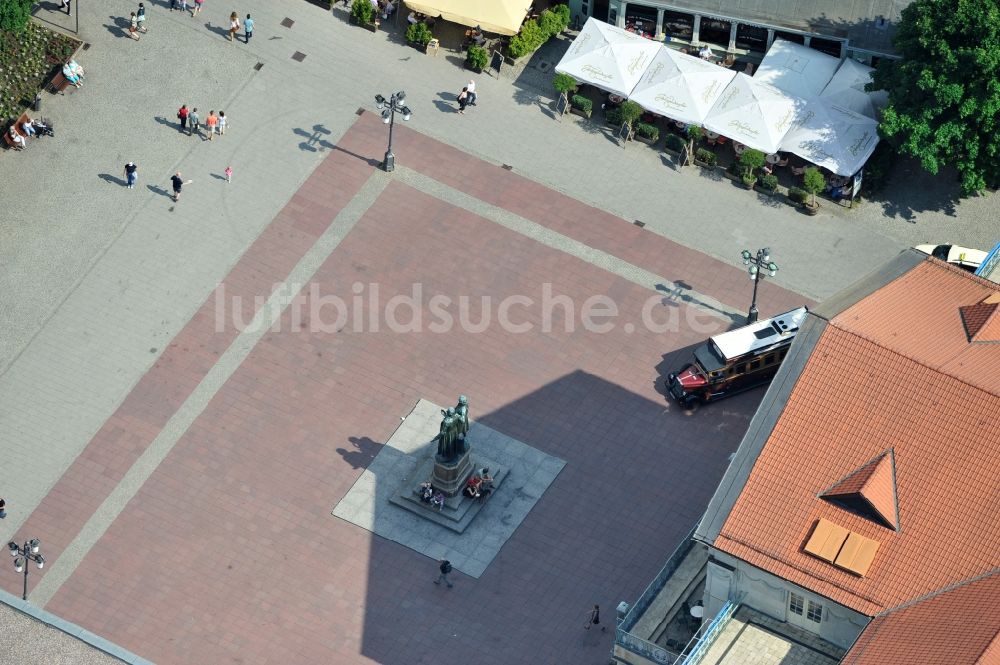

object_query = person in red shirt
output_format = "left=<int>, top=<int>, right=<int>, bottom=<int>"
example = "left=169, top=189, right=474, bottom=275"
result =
left=177, top=104, right=189, bottom=133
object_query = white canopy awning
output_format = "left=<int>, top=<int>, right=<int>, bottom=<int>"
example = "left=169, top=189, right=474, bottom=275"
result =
left=754, top=39, right=840, bottom=99
left=628, top=46, right=737, bottom=125
left=779, top=100, right=880, bottom=176
left=554, top=17, right=662, bottom=98
left=703, top=73, right=805, bottom=154
left=821, top=58, right=888, bottom=119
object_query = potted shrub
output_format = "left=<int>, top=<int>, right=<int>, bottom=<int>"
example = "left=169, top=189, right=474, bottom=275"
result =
left=604, top=107, right=623, bottom=126
left=619, top=100, right=643, bottom=128
left=406, top=21, right=433, bottom=49
left=757, top=173, right=779, bottom=195
left=570, top=94, right=592, bottom=118
left=634, top=122, right=659, bottom=145
left=663, top=133, right=685, bottom=156
left=787, top=187, right=809, bottom=206
left=685, top=124, right=703, bottom=156
left=801, top=167, right=826, bottom=215
left=466, top=45, right=488, bottom=72
left=553, top=72, right=578, bottom=97
left=695, top=148, right=717, bottom=167
left=350, top=0, right=377, bottom=30
left=509, top=19, right=544, bottom=59
left=738, top=148, right=765, bottom=188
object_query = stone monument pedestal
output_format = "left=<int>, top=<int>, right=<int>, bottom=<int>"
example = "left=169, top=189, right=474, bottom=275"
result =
left=431, top=447, right=474, bottom=497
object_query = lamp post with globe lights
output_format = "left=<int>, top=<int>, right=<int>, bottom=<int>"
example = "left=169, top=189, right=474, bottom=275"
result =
left=8, top=539, right=45, bottom=601
left=374, top=91, right=412, bottom=172
left=741, top=247, right=778, bottom=324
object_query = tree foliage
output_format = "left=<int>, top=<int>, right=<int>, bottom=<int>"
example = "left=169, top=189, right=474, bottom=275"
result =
left=871, top=0, right=1000, bottom=195
left=0, top=0, right=33, bottom=32
left=553, top=72, right=578, bottom=95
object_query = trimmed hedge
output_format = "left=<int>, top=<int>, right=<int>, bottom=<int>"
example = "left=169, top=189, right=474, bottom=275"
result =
left=350, top=0, right=374, bottom=24
left=635, top=122, right=659, bottom=140
left=571, top=94, right=592, bottom=113
left=406, top=21, right=433, bottom=45
left=664, top=133, right=686, bottom=152
left=695, top=148, right=717, bottom=165
left=509, top=5, right=570, bottom=59
left=466, top=45, right=488, bottom=71
left=759, top=174, right=779, bottom=191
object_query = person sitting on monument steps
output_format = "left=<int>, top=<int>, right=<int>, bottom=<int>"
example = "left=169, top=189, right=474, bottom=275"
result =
left=464, top=475, right=483, bottom=499
left=419, top=482, right=434, bottom=503
left=479, top=468, right=495, bottom=497
left=431, top=492, right=445, bottom=511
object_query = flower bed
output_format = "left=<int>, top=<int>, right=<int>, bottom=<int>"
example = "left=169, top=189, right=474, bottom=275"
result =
left=1, top=22, right=79, bottom=119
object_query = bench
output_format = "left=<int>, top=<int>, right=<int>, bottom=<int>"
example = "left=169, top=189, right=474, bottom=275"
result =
left=48, top=71, right=70, bottom=94
left=3, top=112, right=32, bottom=150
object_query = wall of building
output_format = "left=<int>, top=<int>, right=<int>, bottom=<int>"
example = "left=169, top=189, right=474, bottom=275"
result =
left=703, top=551, right=869, bottom=650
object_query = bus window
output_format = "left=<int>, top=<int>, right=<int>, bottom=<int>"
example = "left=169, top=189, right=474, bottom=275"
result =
left=764, top=354, right=775, bottom=365
left=779, top=349, right=788, bottom=360
left=736, top=363, right=747, bottom=374
left=750, top=359, right=761, bottom=371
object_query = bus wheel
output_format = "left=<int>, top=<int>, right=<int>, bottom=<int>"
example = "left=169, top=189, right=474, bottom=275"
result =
left=684, top=396, right=699, bottom=409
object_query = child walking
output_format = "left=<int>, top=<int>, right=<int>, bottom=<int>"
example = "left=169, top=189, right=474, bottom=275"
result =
left=224, top=166, right=232, bottom=183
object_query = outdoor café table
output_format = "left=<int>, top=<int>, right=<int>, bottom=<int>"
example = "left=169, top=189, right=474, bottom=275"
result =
left=733, top=142, right=746, bottom=156
left=705, top=131, right=719, bottom=140
left=766, top=153, right=781, bottom=164
left=674, top=120, right=687, bottom=130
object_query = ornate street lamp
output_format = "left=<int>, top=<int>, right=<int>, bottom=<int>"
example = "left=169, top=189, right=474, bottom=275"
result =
left=741, top=247, right=778, bottom=324
left=374, top=91, right=412, bottom=173
left=8, top=539, right=45, bottom=601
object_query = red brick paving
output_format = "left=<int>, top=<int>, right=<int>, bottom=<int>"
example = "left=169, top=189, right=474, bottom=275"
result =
left=7, top=114, right=810, bottom=664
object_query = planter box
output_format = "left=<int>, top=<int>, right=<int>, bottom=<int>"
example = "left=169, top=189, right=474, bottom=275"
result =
left=662, top=146, right=682, bottom=159
left=635, top=134, right=659, bottom=146
left=466, top=62, right=484, bottom=73
left=755, top=185, right=778, bottom=196
left=570, top=107, right=592, bottom=119
left=694, top=159, right=716, bottom=169
left=409, top=41, right=428, bottom=52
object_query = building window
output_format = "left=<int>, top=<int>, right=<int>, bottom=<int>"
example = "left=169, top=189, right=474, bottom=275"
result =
left=810, top=37, right=843, bottom=57
left=789, top=592, right=804, bottom=616
left=806, top=600, right=824, bottom=623
left=624, top=3, right=657, bottom=36
left=735, top=24, right=767, bottom=52
left=661, top=9, right=694, bottom=41
left=774, top=30, right=805, bottom=45
left=700, top=18, right=732, bottom=47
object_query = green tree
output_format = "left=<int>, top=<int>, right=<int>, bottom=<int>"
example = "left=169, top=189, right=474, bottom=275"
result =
left=871, top=0, right=1000, bottom=195
left=553, top=72, right=578, bottom=95
left=802, top=167, right=826, bottom=207
left=0, top=0, right=33, bottom=32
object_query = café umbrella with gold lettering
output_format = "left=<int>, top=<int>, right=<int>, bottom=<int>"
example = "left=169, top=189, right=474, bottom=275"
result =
left=779, top=100, right=880, bottom=176
left=554, top=17, right=662, bottom=98
left=702, top=73, right=805, bottom=154
left=628, top=46, right=737, bottom=125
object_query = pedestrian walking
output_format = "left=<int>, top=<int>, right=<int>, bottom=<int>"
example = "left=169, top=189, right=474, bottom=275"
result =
left=457, top=87, right=469, bottom=114
left=206, top=110, right=218, bottom=140
left=59, top=0, right=71, bottom=14
left=179, top=0, right=188, bottom=11
left=128, top=12, right=140, bottom=40
left=228, top=12, right=240, bottom=42
left=170, top=172, right=191, bottom=201
left=584, top=604, right=605, bottom=631
left=124, top=161, right=138, bottom=189
left=466, top=79, right=477, bottom=106
left=244, top=14, right=254, bottom=43
left=434, top=559, right=454, bottom=587
left=137, top=3, right=148, bottom=32
left=177, top=104, right=189, bottom=132
left=224, top=165, right=232, bottom=183
left=218, top=111, right=227, bottom=135
left=191, top=0, right=204, bottom=17
left=0, top=498, right=6, bottom=519
left=170, top=0, right=177, bottom=10
left=189, top=107, right=200, bottom=137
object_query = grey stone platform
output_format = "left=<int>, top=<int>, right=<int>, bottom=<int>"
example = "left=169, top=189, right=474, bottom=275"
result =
left=389, top=454, right=508, bottom=533
left=332, top=399, right=565, bottom=578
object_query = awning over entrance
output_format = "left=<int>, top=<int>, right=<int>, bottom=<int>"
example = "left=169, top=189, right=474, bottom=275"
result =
left=404, top=0, right=530, bottom=36
left=628, top=46, right=736, bottom=125
left=554, top=17, right=662, bottom=98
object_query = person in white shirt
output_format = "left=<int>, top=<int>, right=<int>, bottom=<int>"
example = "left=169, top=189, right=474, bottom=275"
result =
left=466, top=79, right=477, bottom=106
left=407, top=11, right=418, bottom=24
left=699, top=45, right=713, bottom=60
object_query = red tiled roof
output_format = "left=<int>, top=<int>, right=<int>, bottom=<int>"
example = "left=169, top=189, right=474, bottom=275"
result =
left=960, top=293, right=1000, bottom=343
left=820, top=451, right=898, bottom=530
left=841, top=570, right=1000, bottom=665
left=714, top=260, right=1000, bottom=616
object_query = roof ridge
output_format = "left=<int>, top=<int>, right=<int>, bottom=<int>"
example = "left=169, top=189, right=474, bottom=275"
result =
left=827, top=323, right=1000, bottom=397
left=871, top=566, right=1000, bottom=618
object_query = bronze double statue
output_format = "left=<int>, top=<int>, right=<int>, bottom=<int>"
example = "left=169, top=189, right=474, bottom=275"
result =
left=435, top=395, right=469, bottom=462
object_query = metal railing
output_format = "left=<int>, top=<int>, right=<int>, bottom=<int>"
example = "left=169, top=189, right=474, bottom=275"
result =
left=618, top=523, right=698, bottom=633
left=675, top=597, right=741, bottom=665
